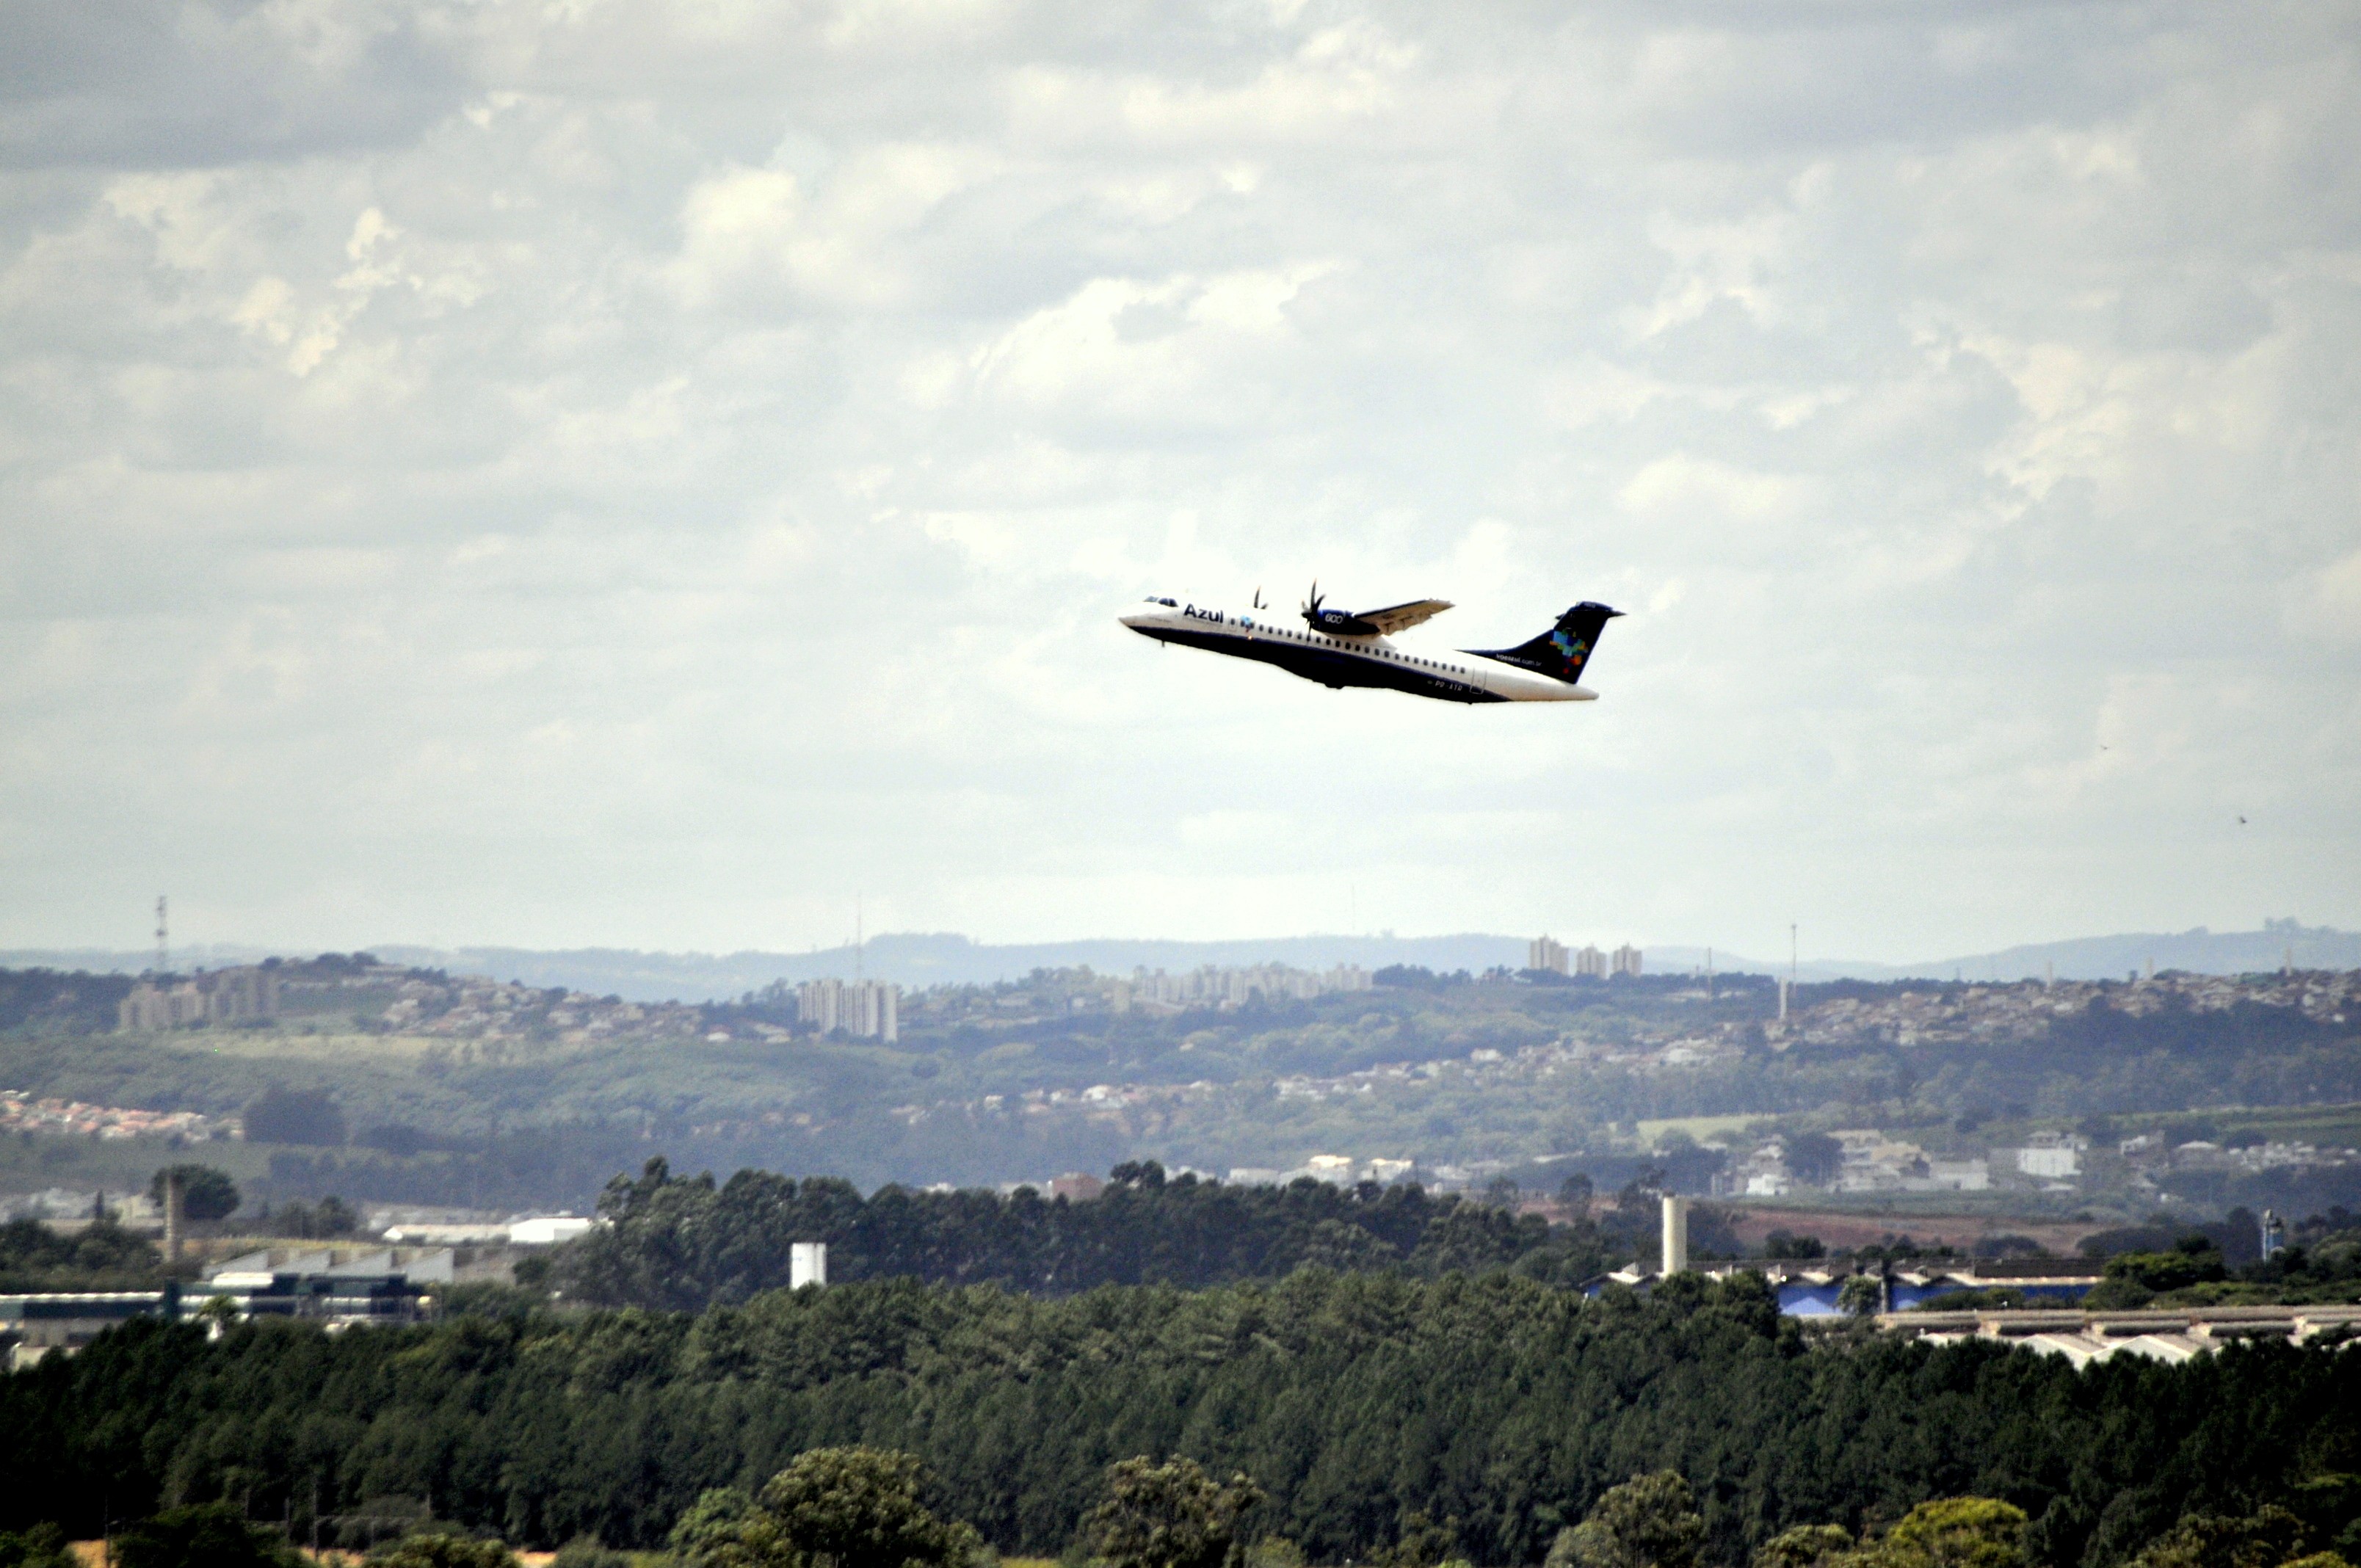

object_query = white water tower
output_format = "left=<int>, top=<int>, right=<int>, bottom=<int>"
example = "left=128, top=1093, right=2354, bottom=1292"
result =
left=791, top=1241, right=828, bottom=1289
left=1660, top=1194, right=1689, bottom=1275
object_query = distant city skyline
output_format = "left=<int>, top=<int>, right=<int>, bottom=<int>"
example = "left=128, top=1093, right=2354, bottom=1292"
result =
left=8, top=919, right=2356, bottom=1003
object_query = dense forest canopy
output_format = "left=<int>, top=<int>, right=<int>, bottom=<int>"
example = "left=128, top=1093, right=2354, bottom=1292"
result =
left=543, top=1159, right=1651, bottom=1308
left=4, top=1273, right=2357, bottom=1567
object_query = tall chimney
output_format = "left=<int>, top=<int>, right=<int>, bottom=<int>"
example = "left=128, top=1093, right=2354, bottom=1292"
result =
left=1660, top=1194, right=1689, bottom=1276
left=163, top=1169, right=183, bottom=1265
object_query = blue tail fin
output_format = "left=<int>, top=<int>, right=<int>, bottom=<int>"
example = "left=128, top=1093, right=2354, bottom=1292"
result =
left=1473, top=602, right=1623, bottom=683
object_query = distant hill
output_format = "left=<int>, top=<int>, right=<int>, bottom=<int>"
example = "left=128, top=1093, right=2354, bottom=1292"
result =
left=6, top=921, right=2352, bottom=1003
left=379, top=933, right=1531, bottom=998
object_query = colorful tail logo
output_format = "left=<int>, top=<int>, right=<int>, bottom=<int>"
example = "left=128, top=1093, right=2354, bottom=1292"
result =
left=1478, top=602, right=1622, bottom=683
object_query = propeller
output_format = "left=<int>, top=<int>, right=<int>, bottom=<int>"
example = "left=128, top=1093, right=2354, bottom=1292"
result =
left=1301, top=580, right=1324, bottom=624
left=1252, top=587, right=1266, bottom=610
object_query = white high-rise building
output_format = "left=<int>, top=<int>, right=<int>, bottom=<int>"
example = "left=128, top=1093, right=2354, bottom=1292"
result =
left=849, top=979, right=897, bottom=1042
left=1574, top=945, right=1607, bottom=979
left=797, top=978, right=841, bottom=1033
left=1612, top=944, right=1644, bottom=978
left=1528, top=935, right=1570, bottom=975
left=1325, top=964, right=1372, bottom=992
left=796, top=978, right=898, bottom=1042
left=1124, top=962, right=1372, bottom=1009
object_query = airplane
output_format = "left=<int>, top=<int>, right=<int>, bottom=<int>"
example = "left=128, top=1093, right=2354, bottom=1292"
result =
left=1120, top=584, right=1623, bottom=704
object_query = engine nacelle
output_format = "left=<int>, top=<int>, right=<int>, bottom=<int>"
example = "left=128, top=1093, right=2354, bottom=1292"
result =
left=1303, top=605, right=1377, bottom=636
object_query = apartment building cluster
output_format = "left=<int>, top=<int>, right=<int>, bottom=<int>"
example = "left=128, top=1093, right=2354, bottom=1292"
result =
left=117, top=966, right=279, bottom=1031
left=795, top=978, right=899, bottom=1042
left=1528, top=936, right=1644, bottom=979
left=1117, top=962, right=1373, bottom=1012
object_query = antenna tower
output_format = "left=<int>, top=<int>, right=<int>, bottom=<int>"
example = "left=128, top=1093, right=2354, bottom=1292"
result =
left=154, top=896, right=169, bottom=976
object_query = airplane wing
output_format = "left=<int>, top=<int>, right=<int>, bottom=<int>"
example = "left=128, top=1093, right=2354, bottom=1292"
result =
left=1357, top=599, right=1453, bottom=636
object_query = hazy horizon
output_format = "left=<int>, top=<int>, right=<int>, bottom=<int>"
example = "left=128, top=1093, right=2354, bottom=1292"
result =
left=12, top=916, right=2356, bottom=999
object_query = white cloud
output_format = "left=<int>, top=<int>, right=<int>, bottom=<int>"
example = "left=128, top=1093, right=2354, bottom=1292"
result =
left=0, top=0, right=2357, bottom=959
left=2290, top=551, right=2361, bottom=644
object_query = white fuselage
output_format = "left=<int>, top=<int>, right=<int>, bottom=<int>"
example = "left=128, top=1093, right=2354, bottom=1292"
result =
left=1119, top=600, right=1596, bottom=704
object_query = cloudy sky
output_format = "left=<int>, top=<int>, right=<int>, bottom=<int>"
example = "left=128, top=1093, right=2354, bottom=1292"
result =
left=3, top=0, right=2357, bottom=964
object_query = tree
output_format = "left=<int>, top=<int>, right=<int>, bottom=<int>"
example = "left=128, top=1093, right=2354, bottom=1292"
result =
left=1876, top=1500, right=2027, bottom=1568
left=1110, top=1161, right=1168, bottom=1189
left=371, top=1536, right=521, bottom=1568
left=150, top=1166, right=241, bottom=1224
left=1755, top=1526, right=1854, bottom=1568
left=0, top=1214, right=159, bottom=1285
left=2128, top=1509, right=2310, bottom=1568
left=1547, top=1473, right=1704, bottom=1568
left=672, top=1489, right=758, bottom=1568
left=1838, top=1275, right=1885, bottom=1317
left=733, top=1448, right=979, bottom=1568
left=1085, top=1456, right=1265, bottom=1568
left=241, top=1086, right=345, bottom=1147
left=112, top=1504, right=302, bottom=1568
left=1375, top=1512, right=1462, bottom=1568
left=262, top=1197, right=358, bottom=1239
left=1788, top=1135, right=1844, bottom=1188
left=0, top=1523, right=76, bottom=1568
left=551, top=1540, right=632, bottom=1568
left=2103, top=1247, right=2228, bottom=1295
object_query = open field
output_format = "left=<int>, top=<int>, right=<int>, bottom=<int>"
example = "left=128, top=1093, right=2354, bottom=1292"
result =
left=2159, top=1100, right=2361, bottom=1147
left=1636, top=1113, right=1772, bottom=1144
left=120, top=1027, right=606, bottom=1067
left=1716, top=1202, right=2106, bottom=1255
